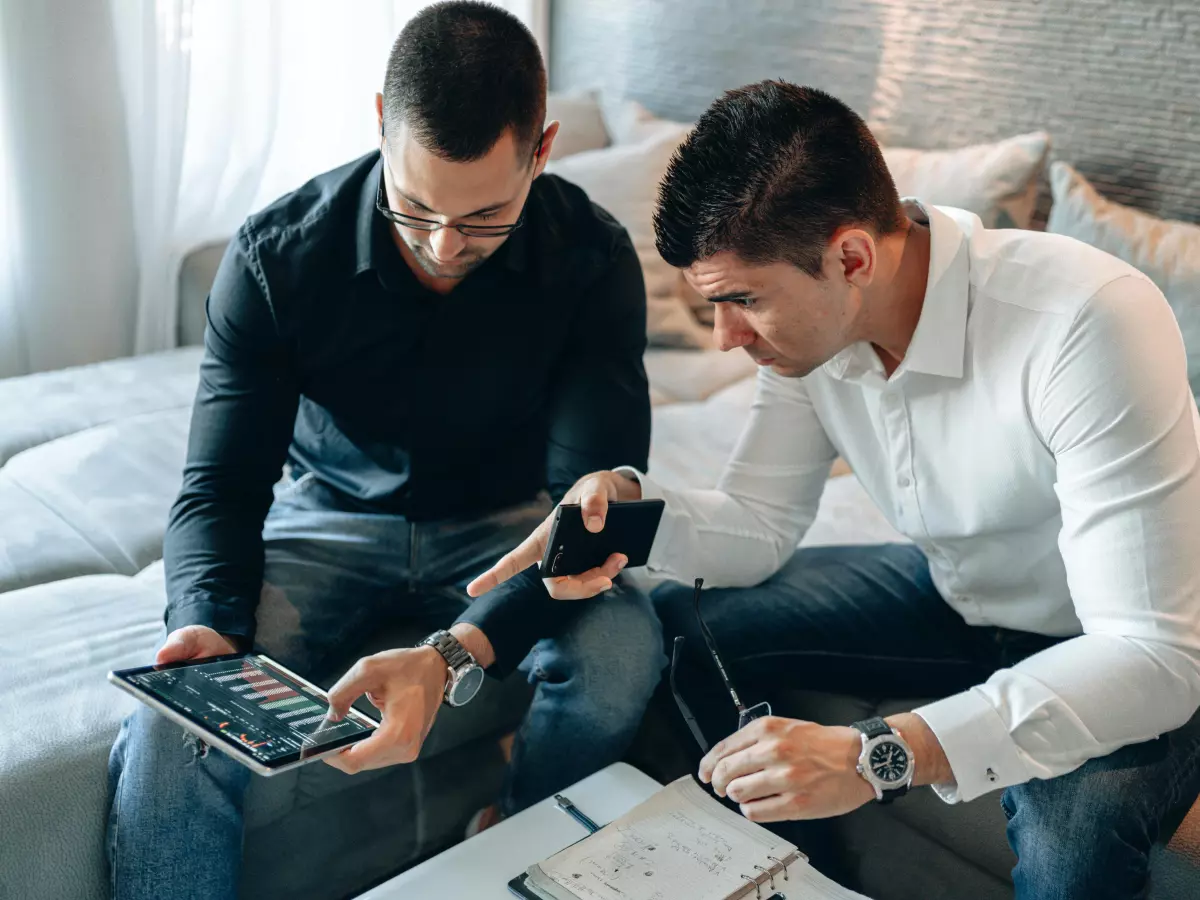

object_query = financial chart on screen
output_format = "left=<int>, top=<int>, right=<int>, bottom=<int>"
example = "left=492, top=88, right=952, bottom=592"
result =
left=126, top=656, right=374, bottom=763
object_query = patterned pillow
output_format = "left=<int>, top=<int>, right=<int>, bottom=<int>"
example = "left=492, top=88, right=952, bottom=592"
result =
left=1048, top=162, right=1200, bottom=401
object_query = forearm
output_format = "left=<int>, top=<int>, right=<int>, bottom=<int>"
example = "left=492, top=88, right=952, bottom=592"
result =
left=454, top=565, right=588, bottom=677
left=618, top=467, right=821, bottom=588
left=912, top=632, right=1200, bottom=803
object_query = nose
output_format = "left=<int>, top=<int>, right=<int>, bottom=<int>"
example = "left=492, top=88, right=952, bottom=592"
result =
left=429, top=225, right=467, bottom=261
left=712, top=303, right=755, bottom=353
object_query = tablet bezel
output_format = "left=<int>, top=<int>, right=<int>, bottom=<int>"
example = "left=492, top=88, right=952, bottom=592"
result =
left=108, top=652, right=379, bottom=777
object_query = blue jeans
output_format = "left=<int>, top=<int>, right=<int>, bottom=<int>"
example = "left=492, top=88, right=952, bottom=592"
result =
left=654, top=543, right=1200, bottom=900
left=106, top=475, right=664, bottom=900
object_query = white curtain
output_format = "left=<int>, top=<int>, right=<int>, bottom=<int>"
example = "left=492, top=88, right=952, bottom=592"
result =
left=0, top=0, right=547, bottom=378
left=116, top=0, right=548, bottom=356
left=0, top=0, right=139, bottom=378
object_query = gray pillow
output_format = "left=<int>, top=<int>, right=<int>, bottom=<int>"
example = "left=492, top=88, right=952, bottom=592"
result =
left=1048, top=161, right=1200, bottom=401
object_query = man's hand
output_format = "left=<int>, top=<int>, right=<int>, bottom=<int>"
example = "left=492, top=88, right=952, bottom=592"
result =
left=321, top=643, right=451, bottom=775
left=466, top=470, right=643, bottom=601
left=699, top=717, right=875, bottom=822
left=156, top=625, right=240, bottom=665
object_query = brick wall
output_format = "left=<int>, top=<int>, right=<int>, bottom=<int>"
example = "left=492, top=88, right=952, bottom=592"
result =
left=550, top=0, right=1200, bottom=224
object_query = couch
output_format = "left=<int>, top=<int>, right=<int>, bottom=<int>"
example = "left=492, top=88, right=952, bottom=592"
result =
left=1, top=236, right=1197, bottom=900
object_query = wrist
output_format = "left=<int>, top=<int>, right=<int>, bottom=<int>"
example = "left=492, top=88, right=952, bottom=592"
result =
left=886, top=712, right=952, bottom=787
left=450, top=622, right=495, bottom=669
left=612, top=471, right=643, bottom=502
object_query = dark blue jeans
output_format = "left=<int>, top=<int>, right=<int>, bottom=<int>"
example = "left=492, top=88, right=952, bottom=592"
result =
left=106, top=475, right=664, bottom=900
left=654, top=543, right=1200, bottom=900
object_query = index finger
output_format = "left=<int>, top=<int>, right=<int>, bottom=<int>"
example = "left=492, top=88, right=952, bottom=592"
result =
left=699, top=718, right=769, bottom=783
left=325, top=659, right=377, bottom=721
left=466, top=528, right=545, bottom=598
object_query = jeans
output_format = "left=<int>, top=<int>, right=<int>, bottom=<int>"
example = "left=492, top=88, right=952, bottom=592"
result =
left=654, top=543, right=1200, bottom=900
left=106, top=475, right=664, bottom=900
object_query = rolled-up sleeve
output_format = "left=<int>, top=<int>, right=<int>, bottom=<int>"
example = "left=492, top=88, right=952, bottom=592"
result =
left=916, top=274, right=1200, bottom=802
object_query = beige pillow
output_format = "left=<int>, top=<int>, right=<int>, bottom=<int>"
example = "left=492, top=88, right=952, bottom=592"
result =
left=1047, top=162, right=1200, bottom=400
left=547, top=124, right=712, bottom=348
left=545, top=90, right=610, bottom=160
left=882, top=132, right=1050, bottom=229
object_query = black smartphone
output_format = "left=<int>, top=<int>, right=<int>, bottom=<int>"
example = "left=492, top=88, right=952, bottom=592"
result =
left=538, top=499, right=665, bottom=577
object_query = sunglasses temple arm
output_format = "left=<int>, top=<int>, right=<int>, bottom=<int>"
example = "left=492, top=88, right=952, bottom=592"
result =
left=670, top=637, right=710, bottom=754
left=693, top=578, right=747, bottom=713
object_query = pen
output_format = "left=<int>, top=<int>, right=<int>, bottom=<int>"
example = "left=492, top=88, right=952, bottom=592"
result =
left=555, top=793, right=600, bottom=833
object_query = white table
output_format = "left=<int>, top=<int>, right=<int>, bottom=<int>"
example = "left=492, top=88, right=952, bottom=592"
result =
left=359, top=762, right=662, bottom=899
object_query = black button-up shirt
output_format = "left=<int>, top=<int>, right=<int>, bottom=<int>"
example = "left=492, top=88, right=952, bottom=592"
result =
left=164, top=152, right=650, bottom=670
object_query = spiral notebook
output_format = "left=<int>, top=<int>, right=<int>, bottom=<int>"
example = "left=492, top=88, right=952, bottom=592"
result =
left=512, top=776, right=866, bottom=900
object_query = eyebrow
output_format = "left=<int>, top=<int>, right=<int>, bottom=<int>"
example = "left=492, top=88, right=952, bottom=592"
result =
left=395, top=189, right=513, bottom=219
left=708, top=292, right=755, bottom=304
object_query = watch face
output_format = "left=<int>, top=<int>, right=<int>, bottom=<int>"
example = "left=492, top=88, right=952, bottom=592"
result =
left=449, top=665, right=485, bottom=706
left=869, top=740, right=910, bottom=783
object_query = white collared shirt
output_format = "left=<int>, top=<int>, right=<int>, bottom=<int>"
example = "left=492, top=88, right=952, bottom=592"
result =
left=622, top=201, right=1200, bottom=803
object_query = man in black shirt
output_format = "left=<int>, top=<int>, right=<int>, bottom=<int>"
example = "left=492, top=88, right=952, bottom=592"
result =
left=106, top=5, right=663, bottom=898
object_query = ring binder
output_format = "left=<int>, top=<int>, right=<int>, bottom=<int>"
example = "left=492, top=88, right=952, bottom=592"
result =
left=753, top=864, right=775, bottom=891
left=766, top=855, right=790, bottom=881
left=739, top=873, right=763, bottom=899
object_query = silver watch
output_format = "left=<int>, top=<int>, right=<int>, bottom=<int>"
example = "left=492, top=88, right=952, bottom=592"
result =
left=852, top=717, right=915, bottom=803
left=419, top=630, right=484, bottom=707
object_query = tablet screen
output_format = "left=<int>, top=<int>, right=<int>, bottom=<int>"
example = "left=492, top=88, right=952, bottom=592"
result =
left=116, top=654, right=375, bottom=767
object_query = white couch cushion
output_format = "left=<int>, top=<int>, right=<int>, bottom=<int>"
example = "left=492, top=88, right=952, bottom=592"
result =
left=0, top=409, right=191, bottom=593
left=0, top=347, right=201, bottom=466
left=0, top=568, right=166, bottom=900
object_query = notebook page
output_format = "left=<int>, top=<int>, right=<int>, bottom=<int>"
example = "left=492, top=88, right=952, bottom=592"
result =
left=528, top=776, right=797, bottom=900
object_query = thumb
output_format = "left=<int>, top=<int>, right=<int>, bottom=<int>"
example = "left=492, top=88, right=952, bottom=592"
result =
left=579, top=481, right=611, bottom=533
left=156, top=629, right=194, bottom=664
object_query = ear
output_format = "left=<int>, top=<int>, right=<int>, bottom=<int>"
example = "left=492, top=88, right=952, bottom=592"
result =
left=374, top=92, right=384, bottom=138
left=533, top=121, right=560, bottom=177
left=830, top=228, right=877, bottom=288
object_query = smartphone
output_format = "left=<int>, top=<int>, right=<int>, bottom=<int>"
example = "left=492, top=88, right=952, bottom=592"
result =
left=538, top=499, right=665, bottom=577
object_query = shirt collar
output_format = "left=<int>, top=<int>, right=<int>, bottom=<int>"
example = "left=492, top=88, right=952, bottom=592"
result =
left=354, top=154, right=531, bottom=289
left=822, top=198, right=969, bottom=383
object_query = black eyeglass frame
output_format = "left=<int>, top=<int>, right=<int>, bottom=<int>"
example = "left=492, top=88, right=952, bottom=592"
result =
left=670, top=577, right=772, bottom=754
left=375, top=133, right=544, bottom=238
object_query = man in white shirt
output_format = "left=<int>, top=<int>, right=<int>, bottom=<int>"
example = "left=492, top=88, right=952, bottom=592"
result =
left=470, top=80, right=1200, bottom=898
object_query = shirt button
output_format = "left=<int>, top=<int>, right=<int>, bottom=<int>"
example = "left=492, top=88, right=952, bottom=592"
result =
left=898, top=474, right=911, bottom=488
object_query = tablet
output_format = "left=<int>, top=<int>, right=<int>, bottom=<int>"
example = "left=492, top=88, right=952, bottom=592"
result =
left=108, top=653, right=378, bottom=776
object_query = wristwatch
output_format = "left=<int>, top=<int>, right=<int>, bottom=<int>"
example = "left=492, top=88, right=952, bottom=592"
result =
left=851, top=717, right=915, bottom=804
left=419, top=630, right=485, bottom=708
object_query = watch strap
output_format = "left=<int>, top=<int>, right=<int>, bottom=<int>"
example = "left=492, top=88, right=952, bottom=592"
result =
left=852, top=716, right=892, bottom=739
left=421, top=630, right=472, bottom=671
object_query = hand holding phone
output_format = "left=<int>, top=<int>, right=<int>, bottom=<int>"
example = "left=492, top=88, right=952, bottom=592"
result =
left=539, top=500, right=664, bottom=577
left=467, top=469, right=653, bottom=601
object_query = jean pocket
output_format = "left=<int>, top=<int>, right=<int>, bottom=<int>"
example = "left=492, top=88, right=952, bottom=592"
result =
left=1000, top=789, right=1017, bottom=821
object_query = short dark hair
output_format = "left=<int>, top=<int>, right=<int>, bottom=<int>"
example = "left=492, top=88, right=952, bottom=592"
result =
left=653, top=81, right=905, bottom=277
left=382, top=1, right=546, bottom=162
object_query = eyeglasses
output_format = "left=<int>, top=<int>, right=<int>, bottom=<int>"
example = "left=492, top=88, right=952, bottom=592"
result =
left=375, top=134, right=543, bottom=239
left=670, top=578, right=772, bottom=754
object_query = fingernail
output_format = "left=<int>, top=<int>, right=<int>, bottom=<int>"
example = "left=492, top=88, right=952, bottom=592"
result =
left=587, top=516, right=602, bottom=531
left=616, top=556, right=627, bottom=570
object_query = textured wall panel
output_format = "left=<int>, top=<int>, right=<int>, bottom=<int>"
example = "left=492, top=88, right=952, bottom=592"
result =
left=551, top=0, right=1200, bottom=224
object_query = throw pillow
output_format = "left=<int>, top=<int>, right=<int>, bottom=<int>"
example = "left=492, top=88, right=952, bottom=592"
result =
left=1047, top=161, right=1200, bottom=401
left=545, top=90, right=610, bottom=160
left=882, top=131, right=1050, bottom=230
left=547, top=123, right=713, bottom=349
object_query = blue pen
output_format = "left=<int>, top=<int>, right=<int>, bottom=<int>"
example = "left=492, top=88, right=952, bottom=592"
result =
left=555, top=793, right=600, bottom=833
